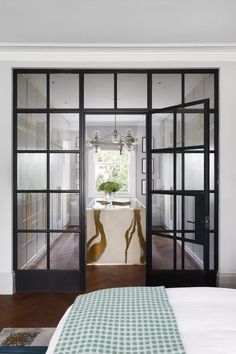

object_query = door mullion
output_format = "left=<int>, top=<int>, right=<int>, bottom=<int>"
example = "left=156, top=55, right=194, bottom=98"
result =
left=204, top=99, right=210, bottom=271
left=173, top=111, right=177, bottom=271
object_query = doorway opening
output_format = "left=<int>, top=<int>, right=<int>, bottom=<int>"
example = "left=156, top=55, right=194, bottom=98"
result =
left=13, top=69, right=218, bottom=291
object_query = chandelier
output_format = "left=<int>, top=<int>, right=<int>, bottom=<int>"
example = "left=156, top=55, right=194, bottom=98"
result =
left=88, top=115, right=138, bottom=155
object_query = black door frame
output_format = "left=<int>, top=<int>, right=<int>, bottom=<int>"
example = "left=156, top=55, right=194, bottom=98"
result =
left=146, top=98, right=216, bottom=287
left=13, top=69, right=219, bottom=291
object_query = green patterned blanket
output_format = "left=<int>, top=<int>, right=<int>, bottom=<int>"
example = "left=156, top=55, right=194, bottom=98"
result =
left=54, top=287, right=185, bottom=354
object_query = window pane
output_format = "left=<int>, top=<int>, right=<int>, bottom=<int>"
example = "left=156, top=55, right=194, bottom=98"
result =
left=152, top=113, right=173, bottom=148
left=50, top=233, right=79, bottom=270
left=152, top=194, right=174, bottom=230
left=50, top=114, right=79, bottom=150
left=185, top=73, right=214, bottom=108
left=153, top=153, right=173, bottom=190
left=185, top=113, right=204, bottom=147
left=17, top=193, right=47, bottom=230
left=152, top=74, right=181, bottom=108
left=84, top=74, right=114, bottom=108
left=17, top=233, right=47, bottom=269
left=50, top=153, right=78, bottom=190
left=117, top=74, right=147, bottom=108
left=50, top=193, right=79, bottom=230
left=50, top=74, right=79, bottom=108
left=152, top=235, right=173, bottom=270
left=17, top=114, right=46, bottom=150
left=17, top=153, right=47, bottom=189
left=17, top=74, right=46, bottom=108
left=184, top=242, right=203, bottom=270
left=185, top=153, right=204, bottom=190
left=95, top=150, right=129, bottom=192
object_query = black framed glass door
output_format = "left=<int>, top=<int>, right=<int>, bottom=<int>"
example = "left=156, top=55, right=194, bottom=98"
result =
left=14, top=72, right=85, bottom=291
left=147, top=99, right=216, bottom=287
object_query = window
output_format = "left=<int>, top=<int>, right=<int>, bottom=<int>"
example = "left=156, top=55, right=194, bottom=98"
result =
left=88, top=150, right=135, bottom=197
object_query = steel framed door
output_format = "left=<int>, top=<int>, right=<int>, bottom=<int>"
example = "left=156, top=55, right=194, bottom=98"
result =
left=146, top=99, right=216, bottom=287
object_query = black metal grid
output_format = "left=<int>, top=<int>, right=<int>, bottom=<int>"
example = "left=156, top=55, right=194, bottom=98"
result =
left=13, top=69, right=219, bottom=291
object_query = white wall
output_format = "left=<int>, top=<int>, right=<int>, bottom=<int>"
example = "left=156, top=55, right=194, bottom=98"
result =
left=0, top=47, right=236, bottom=293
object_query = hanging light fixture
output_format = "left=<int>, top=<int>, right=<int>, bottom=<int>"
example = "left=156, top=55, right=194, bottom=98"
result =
left=88, top=115, right=138, bottom=155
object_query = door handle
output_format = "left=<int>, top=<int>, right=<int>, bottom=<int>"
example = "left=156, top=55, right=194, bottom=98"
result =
left=187, top=220, right=204, bottom=224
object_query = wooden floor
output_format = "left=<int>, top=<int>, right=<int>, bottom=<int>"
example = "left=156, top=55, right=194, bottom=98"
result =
left=0, top=236, right=199, bottom=330
left=0, top=265, right=145, bottom=330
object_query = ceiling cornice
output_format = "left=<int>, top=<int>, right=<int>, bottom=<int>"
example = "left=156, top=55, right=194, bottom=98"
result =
left=0, top=43, right=236, bottom=62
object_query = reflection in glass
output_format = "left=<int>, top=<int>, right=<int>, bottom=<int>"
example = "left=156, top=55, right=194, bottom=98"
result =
left=50, top=74, right=79, bottom=108
left=50, top=233, right=79, bottom=270
left=50, top=154, right=78, bottom=190
left=17, top=193, right=47, bottom=230
left=184, top=242, right=203, bottom=270
left=17, top=114, right=46, bottom=150
left=152, top=194, right=174, bottom=230
left=152, top=74, right=181, bottom=108
left=50, top=114, right=79, bottom=150
left=17, top=74, right=46, bottom=108
left=185, top=73, right=214, bottom=108
left=50, top=193, right=79, bottom=230
left=84, top=74, right=114, bottom=108
left=17, top=233, right=47, bottom=269
left=117, top=74, right=147, bottom=108
left=185, top=153, right=204, bottom=190
left=17, top=153, right=47, bottom=190
left=185, top=113, right=204, bottom=146
left=152, top=235, right=173, bottom=269
left=184, top=196, right=195, bottom=231
left=152, top=113, right=173, bottom=148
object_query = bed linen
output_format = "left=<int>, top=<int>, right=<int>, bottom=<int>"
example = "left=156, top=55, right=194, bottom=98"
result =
left=47, top=287, right=236, bottom=354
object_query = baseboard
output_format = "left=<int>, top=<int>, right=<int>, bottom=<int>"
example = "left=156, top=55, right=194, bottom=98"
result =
left=217, top=273, right=236, bottom=289
left=0, top=272, right=14, bottom=294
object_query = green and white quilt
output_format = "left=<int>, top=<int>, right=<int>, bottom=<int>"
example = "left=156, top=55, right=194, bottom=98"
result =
left=54, top=287, right=186, bottom=354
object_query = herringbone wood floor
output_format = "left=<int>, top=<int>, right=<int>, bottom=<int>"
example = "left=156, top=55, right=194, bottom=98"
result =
left=0, top=265, right=145, bottom=329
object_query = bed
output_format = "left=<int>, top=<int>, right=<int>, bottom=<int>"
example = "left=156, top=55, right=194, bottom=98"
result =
left=47, top=287, right=236, bottom=354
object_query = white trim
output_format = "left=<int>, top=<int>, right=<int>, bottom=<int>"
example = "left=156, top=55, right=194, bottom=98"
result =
left=217, top=273, right=236, bottom=289
left=0, top=272, right=14, bottom=294
left=0, top=44, right=236, bottom=62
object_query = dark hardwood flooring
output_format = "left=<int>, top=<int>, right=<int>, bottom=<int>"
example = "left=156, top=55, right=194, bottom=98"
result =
left=0, top=237, right=199, bottom=330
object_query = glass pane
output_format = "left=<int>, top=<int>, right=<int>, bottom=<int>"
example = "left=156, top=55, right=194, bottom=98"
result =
left=50, top=153, right=78, bottom=190
left=117, top=74, right=147, bottom=108
left=185, top=113, right=204, bottom=147
left=152, top=74, right=181, bottom=108
left=185, top=73, right=214, bottom=108
left=184, top=242, right=203, bottom=270
left=176, top=195, right=182, bottom=230
left=17, top=233, right=47, bottom=269
left=176, top=153, right=182, bottom=190
left=210, top=114, right=214, bottom=150
left=17, top=74, right=46, bottom=108
left=50, top=233, right=79, bottom=270
left=184, top=196, right=195, bottom=231
left=50, top=114, right=79, bottom=150
left=185, top=153, right=204, bottom=190
left=50, top=193, right=79, bottom=230
left=17, top=114, right=46, bottom=150
left=176, top=113, right=182, bottom=147
left=17, top=153, right=47, bottom=189
left=210, top=193, right=214, bottom=229
left=152, top=113, right=173, bottom=148
left=209, top=233, right=215, bottom=270
left=50, top=74, right=79, bottom=108
left=84, top=74, right=114, bottom=108
left=176, top=240, right=182, bottom=270
left=17, top=193, right=47, bottom=230
left=152, top=235, right=173, bottom=269
left=210, top=153, right=214, bottom=190
left=153, top=154, right=173, bottom=190
left=152, top=194, right=174, bottom=230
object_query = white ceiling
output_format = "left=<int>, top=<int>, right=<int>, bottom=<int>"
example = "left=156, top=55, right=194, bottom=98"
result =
left=0, top=0, right=235, bottom=45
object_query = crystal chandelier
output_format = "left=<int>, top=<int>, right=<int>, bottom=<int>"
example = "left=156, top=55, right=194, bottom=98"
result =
left=88, top=115, right=138, bottom=155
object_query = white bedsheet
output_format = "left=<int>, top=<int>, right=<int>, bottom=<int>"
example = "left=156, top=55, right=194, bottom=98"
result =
left=46, top=287, right=236, bottom=354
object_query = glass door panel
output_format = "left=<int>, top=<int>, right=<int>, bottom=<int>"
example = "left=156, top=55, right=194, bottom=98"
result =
left=148, top=99, right=211, bottom=286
